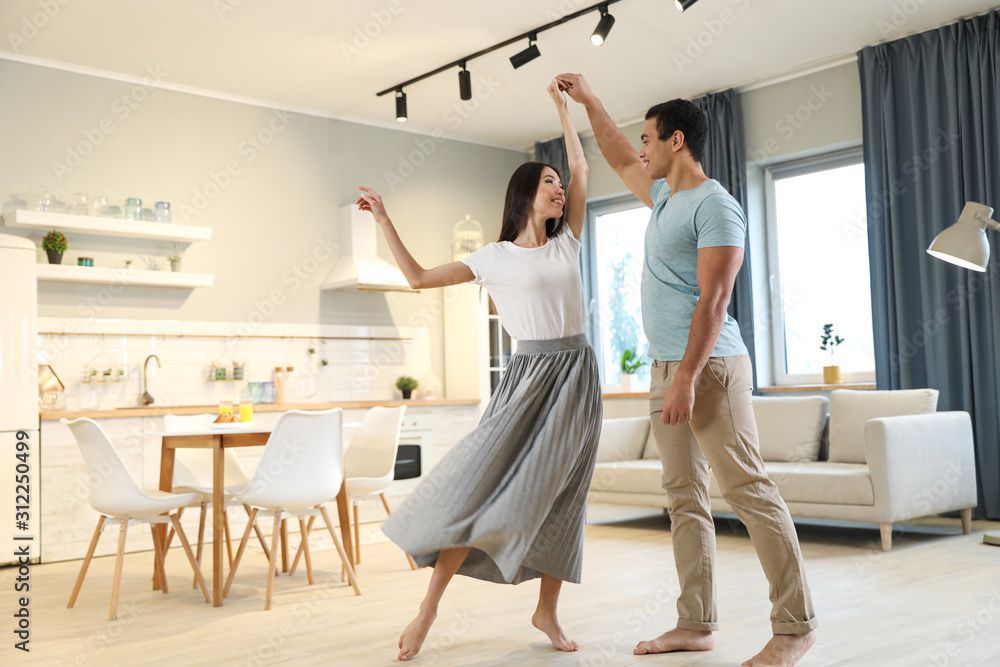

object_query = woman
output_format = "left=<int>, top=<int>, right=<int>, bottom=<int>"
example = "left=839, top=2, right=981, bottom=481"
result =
left=356, top=80, right=602, bottom=662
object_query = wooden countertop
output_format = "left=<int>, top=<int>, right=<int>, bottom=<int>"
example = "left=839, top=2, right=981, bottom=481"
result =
left=758, top=383, right=876, bottom=394
left=40, top=398, right=481, bottom=421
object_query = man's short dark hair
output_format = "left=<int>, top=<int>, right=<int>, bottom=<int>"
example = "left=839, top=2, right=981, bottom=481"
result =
left=645, top=99, right=708, bottom=164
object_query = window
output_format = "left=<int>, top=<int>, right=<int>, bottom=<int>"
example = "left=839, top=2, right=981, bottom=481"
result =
left=583, top=195, right=651, bottom=387
left=765, top=150, right=876, bottom=384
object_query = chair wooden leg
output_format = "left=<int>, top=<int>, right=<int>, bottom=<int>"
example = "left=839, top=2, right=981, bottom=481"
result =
left=162, top=506, right=183, bottom=554
left=246, top=503, right=270, bottom=559
left=151, top=524, right=168, bottom=594
left=68, top=516, right=105, bottom=608
left=222, top=509, right=234, bottom=568
left=298, top=517, right=314, bottom=585
left=223, top=507, right=258, bottom=599
left=961, top=507, right=972, bottom=534
left=380, top=493, right=417, bottom=570
left=265, top=512, right=282, bottom=610
left=879, top=523, right=892, bottom=552
left=194, top=501, right=207, bottom=589
left=353, top=502, right=361, bottom=565
left=169, top=514, right=211, bottom=604
left=280, top=518, right=289, bottom=574
left=320, top=505, right=361, bottom=596
left=109, top=519, right=129, bottom=621
left=289, top=515, right=316, bottom=576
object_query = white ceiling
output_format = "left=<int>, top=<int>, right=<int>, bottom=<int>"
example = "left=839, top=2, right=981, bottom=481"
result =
left=1, top=0, right=997, bottom=150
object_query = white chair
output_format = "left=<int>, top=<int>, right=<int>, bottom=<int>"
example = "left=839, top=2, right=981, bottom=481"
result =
left=61, top=418, right=210, bottom=620
left=162, top=413, right=268, bottom=584
left=223, top=409, right=361, bottom=610
left=343, top=406, right=416, bottom=570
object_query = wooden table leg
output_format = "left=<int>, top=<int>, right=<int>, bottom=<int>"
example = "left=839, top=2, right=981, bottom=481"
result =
left=155, top=441, right=176, bottom=591
left=213, top=437, right=224, bottom=607
left=336, top=481, right=354, bottom=566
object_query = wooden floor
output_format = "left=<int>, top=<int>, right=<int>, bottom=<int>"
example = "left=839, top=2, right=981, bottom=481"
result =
left=5, top=505, right=1000, bottom=666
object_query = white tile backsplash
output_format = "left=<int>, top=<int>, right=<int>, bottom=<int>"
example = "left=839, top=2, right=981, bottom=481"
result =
left=38, top=317, right=433, bottom=409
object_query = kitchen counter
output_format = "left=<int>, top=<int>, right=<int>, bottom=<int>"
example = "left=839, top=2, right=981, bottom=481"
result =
left=40, top=397, right=480, bottom=421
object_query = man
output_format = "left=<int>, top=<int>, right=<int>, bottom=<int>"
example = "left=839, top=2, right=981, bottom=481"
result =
left=556, top=73, right=817, bottom=667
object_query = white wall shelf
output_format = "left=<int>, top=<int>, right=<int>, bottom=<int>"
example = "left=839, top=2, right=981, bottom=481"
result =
left=36, top=264, right=214, bottom=288
left=4, top=209, right=211, bottom=243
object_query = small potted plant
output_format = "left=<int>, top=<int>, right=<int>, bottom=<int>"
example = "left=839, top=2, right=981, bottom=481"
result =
left=820, top=323, right=846, bottom=384
left=396, top=375, right=418, bottom=400
left=619, top=349, right=646, bottom=393
left=167, top=244, right=183, bottom=272
left=124, top=259, right=133, bottom=270
left=42, top=229, right=67, bottom=264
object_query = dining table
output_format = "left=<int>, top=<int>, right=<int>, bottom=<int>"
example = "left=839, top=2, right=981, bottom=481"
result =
left=150, top=419, right=358, bottom=607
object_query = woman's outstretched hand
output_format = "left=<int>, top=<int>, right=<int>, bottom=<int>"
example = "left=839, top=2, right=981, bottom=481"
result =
left=547, top=78, right=567, bottom=107
left=356, top=186, right=390, bottom=225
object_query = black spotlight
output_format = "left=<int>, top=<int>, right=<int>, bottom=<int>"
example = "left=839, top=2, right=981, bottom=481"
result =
left=395, top=90, right=407, bottom=122
left=458, top=65, right=472, bottom=101
left=591, top=5, right=616, bottom=46
left=510, top=35, right=541, bottom=69
left=675, top=0, right=698, bottom=11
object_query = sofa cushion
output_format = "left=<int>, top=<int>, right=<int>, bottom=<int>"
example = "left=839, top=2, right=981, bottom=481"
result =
left=596, top=417, right=650, bottom=463
left=591, top=460, right=664, bottom=495
left=828, top=389, right=939, bottom=464
left=642, top=427, right=659, bottom=460
left=708, top=461, right=874, bottom=506
left=752, top=395, right=828, bottom=462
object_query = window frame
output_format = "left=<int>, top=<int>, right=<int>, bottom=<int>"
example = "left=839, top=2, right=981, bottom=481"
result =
left=583, top=192, right=649, bottom=387
left=764, top=148, right=876, bottom=386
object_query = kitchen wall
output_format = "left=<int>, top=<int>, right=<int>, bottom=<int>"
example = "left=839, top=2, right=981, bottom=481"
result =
left=0, top=57, right=524, bottom=390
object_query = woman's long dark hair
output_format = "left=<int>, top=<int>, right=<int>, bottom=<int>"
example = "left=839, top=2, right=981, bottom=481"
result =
left=497, top=162, right=566, bottom=243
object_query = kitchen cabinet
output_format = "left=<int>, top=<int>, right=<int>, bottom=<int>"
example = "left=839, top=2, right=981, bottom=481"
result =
left=443, top=284, right=513, bottom=404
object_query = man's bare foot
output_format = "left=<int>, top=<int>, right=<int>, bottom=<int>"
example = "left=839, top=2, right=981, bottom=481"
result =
left=634, top=627, right=715, bottom=655
left=398, top=609, right=437, bottom=661
left=531, top=610, right=579, bottom=651
left=742, top=630, right=818, bottom=667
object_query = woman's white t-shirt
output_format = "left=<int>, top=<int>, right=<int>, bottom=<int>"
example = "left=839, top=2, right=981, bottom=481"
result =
left=459, top=226, right=587, bottom=341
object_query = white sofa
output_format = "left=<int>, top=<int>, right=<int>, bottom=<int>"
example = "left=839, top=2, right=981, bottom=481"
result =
left=589, top=389, right=978, bottom=551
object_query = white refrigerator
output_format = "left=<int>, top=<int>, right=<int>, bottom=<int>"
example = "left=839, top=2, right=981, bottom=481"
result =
left=0, top=233, right=39, bottom=566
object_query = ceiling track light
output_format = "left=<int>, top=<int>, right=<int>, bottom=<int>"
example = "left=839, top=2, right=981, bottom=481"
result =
left=591, top=5, right=616, bottom=46
left=395, top=90, right=407, bottom=122
left=510, top=34, right=541, bottom=69
left=458, top=63, right=472, bottom=101
left=674, top=0, right=698, bottom=11
left=376, top=0, right=630, bottom=120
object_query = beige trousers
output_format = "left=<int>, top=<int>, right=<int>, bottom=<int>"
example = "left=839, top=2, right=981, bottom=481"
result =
left=649, top=355, right=817, bottom=635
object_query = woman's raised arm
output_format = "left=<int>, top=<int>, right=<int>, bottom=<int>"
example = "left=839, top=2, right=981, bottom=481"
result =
left=356, top=186, right=474, bottom=289
left=548, top=79, right=588, bottom=240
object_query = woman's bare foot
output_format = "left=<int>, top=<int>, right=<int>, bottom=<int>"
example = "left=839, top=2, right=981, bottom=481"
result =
left=742, top=630, right=817, bottom=667
left=634, top=627, right=715, bottom=655
left=398, top=608, right=437, bottom=661
left=531, top=610, right=579, bottom=651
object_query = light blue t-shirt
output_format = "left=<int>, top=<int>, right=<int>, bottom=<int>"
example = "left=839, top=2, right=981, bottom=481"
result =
left=641, top=178, right=748, bottom=361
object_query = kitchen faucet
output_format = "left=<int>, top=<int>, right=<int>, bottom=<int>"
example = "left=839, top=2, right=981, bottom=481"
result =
left=142, top=354, right=160, bottom=405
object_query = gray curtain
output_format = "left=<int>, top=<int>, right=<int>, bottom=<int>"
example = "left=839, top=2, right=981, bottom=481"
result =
left=692, top=89, right=757, bottom=391
left=859, top=9, right=1000, bottom=519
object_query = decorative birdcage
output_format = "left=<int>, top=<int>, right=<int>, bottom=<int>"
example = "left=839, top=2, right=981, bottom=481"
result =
left=452, top=215, right=483, bottom=261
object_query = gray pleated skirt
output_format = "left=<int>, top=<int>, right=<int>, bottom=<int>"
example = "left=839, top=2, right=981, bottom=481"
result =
left=382, top=333, right=603, bottom=585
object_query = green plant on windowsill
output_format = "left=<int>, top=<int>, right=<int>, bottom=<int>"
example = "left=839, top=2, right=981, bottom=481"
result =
left=619, top=349, right=646, bottom=393
left=396, top=375, right=419, bottom=399
left=819, top=323, right=846, bottom=384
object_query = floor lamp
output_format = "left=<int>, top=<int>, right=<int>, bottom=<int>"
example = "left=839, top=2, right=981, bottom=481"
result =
left=927, top=201, right=1000, bottom=546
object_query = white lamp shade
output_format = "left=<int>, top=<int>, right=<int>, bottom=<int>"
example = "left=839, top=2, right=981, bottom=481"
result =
left=927, top=202, right=996, bottom=272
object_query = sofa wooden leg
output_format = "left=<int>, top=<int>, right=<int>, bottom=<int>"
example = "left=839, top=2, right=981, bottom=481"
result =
left=960, top=508, right=972, bottom=534
left=879, top=523, right=892, bottom=551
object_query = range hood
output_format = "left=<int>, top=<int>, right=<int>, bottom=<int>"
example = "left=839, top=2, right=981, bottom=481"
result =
left=322, top=204, right=415, bottom=292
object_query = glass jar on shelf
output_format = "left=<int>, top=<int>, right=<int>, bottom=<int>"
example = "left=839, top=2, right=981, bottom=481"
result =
left=154, top=201, right=171, bottom=223
left=125, top=197, right=142, bottom=221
